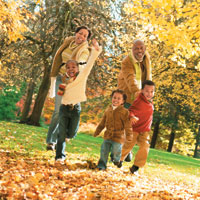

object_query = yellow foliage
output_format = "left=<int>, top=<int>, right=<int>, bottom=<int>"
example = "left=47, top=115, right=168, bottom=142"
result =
left=0, top=0, right=29, bottom=43
left=124, top=0, right=200, bottom=59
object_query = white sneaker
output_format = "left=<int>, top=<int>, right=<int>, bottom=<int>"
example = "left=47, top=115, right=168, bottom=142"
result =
left=46, top=143, right=55, bottom=151
left=55, top=158, right=65, bottom=164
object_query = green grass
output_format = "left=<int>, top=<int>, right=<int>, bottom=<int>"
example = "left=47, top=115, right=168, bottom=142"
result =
left=0, top=121, right=199, bottom=177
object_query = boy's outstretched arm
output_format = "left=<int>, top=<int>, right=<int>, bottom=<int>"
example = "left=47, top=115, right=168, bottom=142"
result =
left=93, top=112, right=106, bottom=137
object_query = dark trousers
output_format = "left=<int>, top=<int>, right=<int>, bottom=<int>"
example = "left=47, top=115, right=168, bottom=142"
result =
left=55, top=103, right=81, bottom=160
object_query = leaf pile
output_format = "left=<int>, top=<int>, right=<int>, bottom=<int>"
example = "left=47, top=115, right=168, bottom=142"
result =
left=0, top=149, right=199, bottom=200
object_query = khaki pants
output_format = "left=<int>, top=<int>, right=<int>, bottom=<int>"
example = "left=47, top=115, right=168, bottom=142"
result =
left=121, top=131, right=150, bottom=168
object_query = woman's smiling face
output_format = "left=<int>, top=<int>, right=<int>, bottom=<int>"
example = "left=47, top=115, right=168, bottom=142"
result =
left=75, top=28, right=89, bottom=45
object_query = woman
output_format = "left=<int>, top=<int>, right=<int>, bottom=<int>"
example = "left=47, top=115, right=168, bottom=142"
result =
left=46, top=26, right=92, bottom=150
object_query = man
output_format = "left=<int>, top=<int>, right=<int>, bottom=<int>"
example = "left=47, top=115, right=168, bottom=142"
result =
left=117, top=39, right=152, bottom=162
left=118, top=39, right=152, bottom=108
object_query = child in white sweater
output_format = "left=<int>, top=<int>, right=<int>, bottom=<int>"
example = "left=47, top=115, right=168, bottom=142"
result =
left=55, top=40, right=102, bottom=162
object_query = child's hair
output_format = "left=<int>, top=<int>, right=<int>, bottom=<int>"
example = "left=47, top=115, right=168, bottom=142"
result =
left=75, top=26, right=91, bottom=40
left=111, top=89, right=127, bottom=102
left=142, top=80, right=155, bottom=89
left=65, top=60, right=79, bottom=69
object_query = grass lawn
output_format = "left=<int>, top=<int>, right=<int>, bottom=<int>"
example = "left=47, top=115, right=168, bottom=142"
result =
left=0, top=121, right=200, bottom=200
left=0, top=121, right=199, bottom=178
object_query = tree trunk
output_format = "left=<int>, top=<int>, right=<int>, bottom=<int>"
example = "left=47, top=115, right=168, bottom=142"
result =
left=27, top=64, right=51, bottom=126
left=150, top=119, right=160, bottom=148
left=194, top=124, right=200, bottom=158
left=19, top=80, right=36, bottom=123
left=167, top=127, right=175, bottom=152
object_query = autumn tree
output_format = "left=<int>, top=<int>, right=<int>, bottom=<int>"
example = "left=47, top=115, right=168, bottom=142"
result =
left=124, top=0, right=200, bottom=62
left=0, top=0, right=29, bottom=84
left=121, top=0, right=200, bottom=154
left=14, top=0, right=125, bottom=126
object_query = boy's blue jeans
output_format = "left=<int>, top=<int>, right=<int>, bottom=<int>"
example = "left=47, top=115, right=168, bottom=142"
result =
left=98, top=139, right=122, bottom=170
left=46, top=75, right=62, bottom=144
left=55, top=103, right=81, bottom=160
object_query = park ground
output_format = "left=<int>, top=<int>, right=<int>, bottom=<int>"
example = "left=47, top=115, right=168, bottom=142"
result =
left=0, top=121, right=200, bottom=200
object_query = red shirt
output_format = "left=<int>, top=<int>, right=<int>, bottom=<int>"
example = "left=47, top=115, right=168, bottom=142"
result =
left=128, top=93, right=154, bottom=132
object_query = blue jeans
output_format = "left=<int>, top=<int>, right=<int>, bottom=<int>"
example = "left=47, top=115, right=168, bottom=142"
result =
left=98, top=139, right=122, bottom=170
left=55, top=103, right=81, bottom=160
left=46, top=75, right=62, bottom=144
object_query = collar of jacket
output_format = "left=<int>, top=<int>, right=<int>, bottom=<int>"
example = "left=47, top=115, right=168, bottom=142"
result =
left=128, top=49, right=152, bottom=83
left=129, top=49, right=150, bottom=64
left=109, top=104, right=124, bottom=111
left=69, top=37, right=89, bottom=60
left=136, top=92, right=152, bottom=104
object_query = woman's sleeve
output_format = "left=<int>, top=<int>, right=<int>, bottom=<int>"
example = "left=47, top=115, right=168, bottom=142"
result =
left=49, top=77, right=56, bottom=98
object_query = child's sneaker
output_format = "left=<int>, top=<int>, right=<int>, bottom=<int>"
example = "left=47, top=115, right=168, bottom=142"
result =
left=55, top=158, right=65, bottom=164
left=113, top=161, right=120, bottom=166
left=98, top=167, right=106, bottom=171
left=116, top=161, right=123, bottom=168
left=46, top=143, right=55, bottom=151
left=130, top=165, right=139, bottom=174
left=124, top=152, right=132, bottom=162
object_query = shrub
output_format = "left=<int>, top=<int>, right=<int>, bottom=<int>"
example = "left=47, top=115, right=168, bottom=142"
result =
left=0, top=86, right=22, bottom=121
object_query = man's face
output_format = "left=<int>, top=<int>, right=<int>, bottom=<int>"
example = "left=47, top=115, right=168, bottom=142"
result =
left=132, top=41, right=146, bottom=62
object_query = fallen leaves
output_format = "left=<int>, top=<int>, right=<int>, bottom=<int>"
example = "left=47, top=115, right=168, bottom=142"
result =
left=0, top=149, right=199, bottom=199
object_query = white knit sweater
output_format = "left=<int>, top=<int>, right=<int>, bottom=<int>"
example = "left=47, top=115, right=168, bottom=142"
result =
left=60, top=46, right=102, bottom=105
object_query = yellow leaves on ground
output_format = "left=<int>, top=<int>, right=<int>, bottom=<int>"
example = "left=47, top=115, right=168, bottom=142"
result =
left=0, top=149, right=199, bottom=200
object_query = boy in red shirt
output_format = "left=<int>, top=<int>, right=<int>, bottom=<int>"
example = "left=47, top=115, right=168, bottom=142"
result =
left=117, top=80, right=155, bottom=174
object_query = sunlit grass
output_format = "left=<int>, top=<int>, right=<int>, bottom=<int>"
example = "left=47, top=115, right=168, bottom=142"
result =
left=0, top=121, right=199, bottom=179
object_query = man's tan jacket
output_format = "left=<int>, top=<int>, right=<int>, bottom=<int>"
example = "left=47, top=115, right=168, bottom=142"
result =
left=117, top=51, right=151, bottom=104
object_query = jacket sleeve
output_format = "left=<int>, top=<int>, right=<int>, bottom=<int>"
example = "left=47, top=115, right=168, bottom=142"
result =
left=124, top=110, right=133, bottom=142
left=49, top=77, right=56, bottom=98
left=77, top=49, right=90, bottom=72
left=68, top=46, right=102, bottom=89
left=128, top=93, right=141, bottom=117
left=128, top=103, right=135, bottom=118
left=94, top=111, right=106, bottom=136
left=121, top=56, right=140, bottom=94
left=81, top=46, right=102, bottom=77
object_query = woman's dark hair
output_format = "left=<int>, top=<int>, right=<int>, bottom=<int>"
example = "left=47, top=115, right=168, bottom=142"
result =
left=142, top=80, right=155, bottom=89
left=111, top=89, right=127, bottom=102
left=75, top=26, right=91, bottom=40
